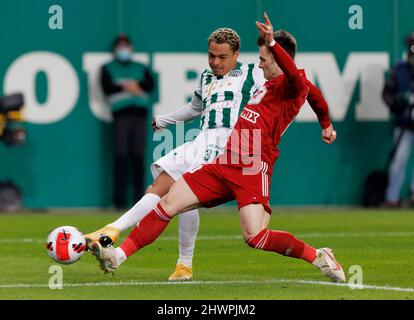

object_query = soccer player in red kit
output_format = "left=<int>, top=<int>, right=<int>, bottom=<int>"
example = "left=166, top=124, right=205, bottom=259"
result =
left=92, top=13, right=345, bottom=283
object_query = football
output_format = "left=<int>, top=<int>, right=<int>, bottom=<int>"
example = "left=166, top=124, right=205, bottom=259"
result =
left=46, top=226, right=86, bottom=264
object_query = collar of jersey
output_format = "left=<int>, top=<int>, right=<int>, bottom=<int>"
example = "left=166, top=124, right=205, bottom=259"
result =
left=266, top=73, right=285, bottom=86
left=206, top=61, right=243, bottom=79
left=266, top=68, right=307, bottom=85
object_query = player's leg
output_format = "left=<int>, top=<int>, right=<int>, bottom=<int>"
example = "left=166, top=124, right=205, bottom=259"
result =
left=85, top=171, right=174, bottom=246
left=92, top=163, right=232, bottom=273
left=240, top=204, right=316, bottom=260
left=168, top=210, right=199, bottom=281
left=91, top=178, right=201, bottom=273
left=86, top=137, right=199, bottom=247
left=108, top=171, right=175, bottom=231
left=239, top=204, right=270, bottom=241
left=170, top=129, right=230, bottom=280
left=239, top=204, right=345, bottom=283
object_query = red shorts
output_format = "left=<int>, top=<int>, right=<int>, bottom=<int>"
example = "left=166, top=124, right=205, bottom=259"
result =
left=182, top=161, right=272, bottom=214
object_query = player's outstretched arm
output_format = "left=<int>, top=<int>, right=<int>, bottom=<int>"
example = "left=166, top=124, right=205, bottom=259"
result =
left=153, top=103, right=200, bottom=131
left=256, top=13, right=306, bottom=95
left=152, top=94, right=202, bottom=131
left=305, top=79, right=336, bottom=144
left=305, top=79, right=331, bottom=128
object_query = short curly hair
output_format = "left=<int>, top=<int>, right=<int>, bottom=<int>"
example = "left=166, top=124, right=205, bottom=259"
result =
left=208, top=28, right=241, bottom=53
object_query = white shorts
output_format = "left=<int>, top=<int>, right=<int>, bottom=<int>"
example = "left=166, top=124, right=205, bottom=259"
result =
left=151, top=127, right=233, bottom=181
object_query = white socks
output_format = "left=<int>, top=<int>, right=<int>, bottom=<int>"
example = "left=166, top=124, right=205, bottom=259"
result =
left=108, top=193, right=161, bottom=232
left=177, top=209, right=200, bottom=267
left=108, top=194, right=199, bottom=269
left=115, top=247, right=127, bottom=266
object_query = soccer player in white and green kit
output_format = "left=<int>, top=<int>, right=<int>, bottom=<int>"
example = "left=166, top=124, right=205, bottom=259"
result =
left=85, top=28, right=266, bottom=280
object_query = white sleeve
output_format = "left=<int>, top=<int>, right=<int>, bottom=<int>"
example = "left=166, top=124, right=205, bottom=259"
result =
left=155, top=72, right=203, bottom=128
left=190, top=78, right=203, bottom=115
left=251, top=63, right=266, bottom=91
left=155, top=100, right=201, bottom=128
left=155, top=87, right=202, bottom=128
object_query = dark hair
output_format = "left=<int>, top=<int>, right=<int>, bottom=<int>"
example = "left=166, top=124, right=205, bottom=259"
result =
left=257, top=29, right=297, bottom=59
left=112, top=34, right=132, bottom=50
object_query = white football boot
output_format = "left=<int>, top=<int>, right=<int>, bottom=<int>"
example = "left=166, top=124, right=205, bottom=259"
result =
left=91, top=242, right=122, bottom=274
left=312, top=248, right=346, bottom=283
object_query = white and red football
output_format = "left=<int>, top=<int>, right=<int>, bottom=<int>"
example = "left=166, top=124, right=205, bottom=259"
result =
left=46, top=226, right=86, bottom=264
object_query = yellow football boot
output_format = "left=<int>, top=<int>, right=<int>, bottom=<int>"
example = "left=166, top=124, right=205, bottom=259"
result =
left=168, top=264, right=193, bottom=281
left=85, top=226, right=120, bottom=250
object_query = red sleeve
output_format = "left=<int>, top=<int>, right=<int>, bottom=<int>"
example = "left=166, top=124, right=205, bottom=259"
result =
left=268, top=42, right=306, bottom=98
left=305, top=79, right=331, bottom=129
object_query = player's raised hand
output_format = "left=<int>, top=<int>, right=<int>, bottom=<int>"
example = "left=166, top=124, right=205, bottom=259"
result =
left=256, top=12, right=274, bottom=45
left=322, top=124, right=337, bottom=144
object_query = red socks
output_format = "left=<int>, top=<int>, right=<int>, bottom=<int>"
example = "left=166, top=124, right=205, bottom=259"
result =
left=118, top=205, right=316, bottom=264
left=246, top=229, right=317, bottom=263
left=120, top=204, right=172, bottom=257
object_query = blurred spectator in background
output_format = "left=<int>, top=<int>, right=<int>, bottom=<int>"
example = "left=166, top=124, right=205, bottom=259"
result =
left=382, top=32, right=414, bottom=207
left=100, top=34, right=154, bottom=209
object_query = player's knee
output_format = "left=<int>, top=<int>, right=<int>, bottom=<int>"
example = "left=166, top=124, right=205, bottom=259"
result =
left=146, top=183, right=168, bottom=197
left=244, top=229, right=268, bottom=249
left=242, top=231, right=254, bottom=243
left=158, top=195, right=178, bottom=217
left=146, top=184, right=158, bottom=195
left=145, top=172, right=175, bottom=197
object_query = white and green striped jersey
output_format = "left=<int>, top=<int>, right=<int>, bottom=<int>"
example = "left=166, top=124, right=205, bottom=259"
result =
left=190, top=62, right=265, bottom=130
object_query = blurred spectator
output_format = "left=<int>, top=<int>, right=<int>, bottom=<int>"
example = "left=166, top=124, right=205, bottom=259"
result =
left=101, top=34, right=155, bottom=209
left=382, top=32, right=414, bottom=207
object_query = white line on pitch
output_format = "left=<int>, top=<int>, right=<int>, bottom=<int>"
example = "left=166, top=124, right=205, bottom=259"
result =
left=0, top=278, right=414, bottom=293
left=1, top=231, right=414, bottom=244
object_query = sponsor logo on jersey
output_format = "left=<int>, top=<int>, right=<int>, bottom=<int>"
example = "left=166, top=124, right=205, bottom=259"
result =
left=229, top=69, right=243, bottom=77
left=240, top=107, right=260, bottom=123
left=248, top=87, right=267, bottom=105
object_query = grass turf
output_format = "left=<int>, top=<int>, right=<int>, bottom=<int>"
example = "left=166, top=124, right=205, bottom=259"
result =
left=0, top=208, right=413, bottom=300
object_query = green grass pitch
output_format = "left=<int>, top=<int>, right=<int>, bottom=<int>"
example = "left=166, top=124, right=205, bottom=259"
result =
left=0, top=208, right=413, bottom=300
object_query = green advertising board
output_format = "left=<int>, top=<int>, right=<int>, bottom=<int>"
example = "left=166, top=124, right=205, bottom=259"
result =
left=0, top=0, right=412, bottom=207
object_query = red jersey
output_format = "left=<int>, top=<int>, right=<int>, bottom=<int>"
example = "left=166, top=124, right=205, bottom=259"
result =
left=184, top=42, right=332, bottom=213
left=222, top=42, right=329, bottom=175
